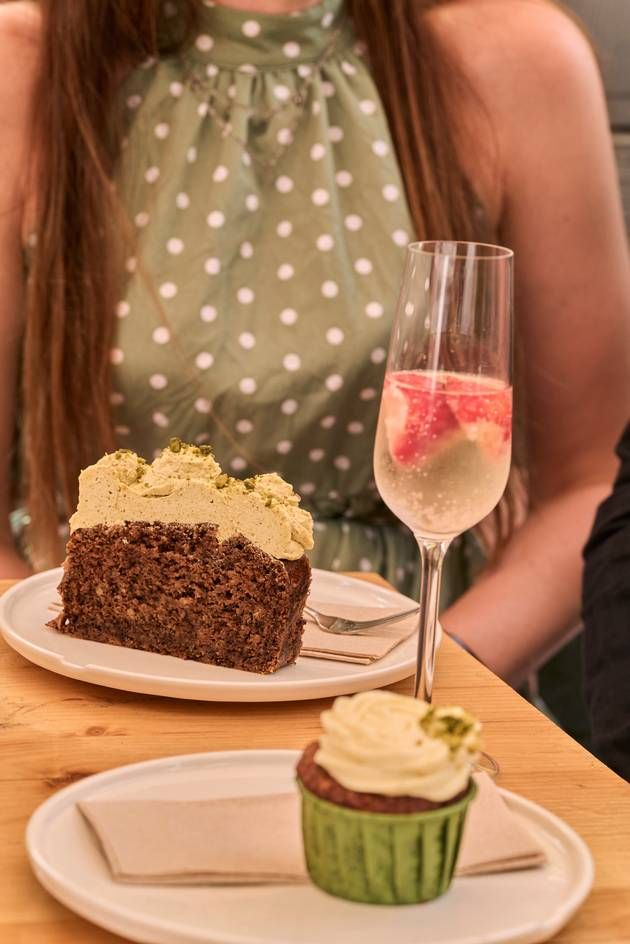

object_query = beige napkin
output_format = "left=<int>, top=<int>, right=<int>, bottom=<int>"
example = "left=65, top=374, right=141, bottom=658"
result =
left=300, top=602, right=418, bottom=664
left=79, top=773, right=546, bottom=885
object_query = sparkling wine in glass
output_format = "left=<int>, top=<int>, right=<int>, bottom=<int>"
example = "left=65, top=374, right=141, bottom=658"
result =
left=374, top=241, right=513, bottom=703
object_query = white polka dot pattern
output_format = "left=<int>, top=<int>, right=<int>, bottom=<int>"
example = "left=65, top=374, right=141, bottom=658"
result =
left=152, top=327, right=171, bottom=344
left=316, top=234, right=334, bottom=251
left=239, top=378, right=257, bottom=394
left=277, top=264, right=294, bottom=281
left=392, top=229, right=409, bottom=247
left=242, top=20, right=261, bottom=38
left=207, top=211, right=225, bottom=229
left=277, top=128, right=293, bottom=145
left=196, top=34, right=214, bottom=52
left=194, top=397, right=212, bottom=414
left=204, top=258, right=221, bottom=275
left=112, top=10, right=418, bottom=590
left=281, top=399, right=298, bottom=415
left=275, top=176, right=294, bottom=194
left=149, top=373, right=168, bottom=390
left=280, top=308, right=298, bottom=325
left=237, top=287, right=254, bottom=304
left=283, top=353, right=301, bottom=371
left=283, top=41, right=301, bottom=58
left=325, top=374, right=343, bottom=391
left=195, top=351, right=214, bottom=370
left=345, top=214, right=363, bottom=231
left=200, top=305, right=217, bottom=322
left=152, top=411, right=169, bottom=428
left=239, top=332, right=256, bottom=349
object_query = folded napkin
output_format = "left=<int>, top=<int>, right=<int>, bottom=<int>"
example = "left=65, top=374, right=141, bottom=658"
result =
left=300, top=602, right=418, bottom=664
left=79, top=773, right=546, bottom=885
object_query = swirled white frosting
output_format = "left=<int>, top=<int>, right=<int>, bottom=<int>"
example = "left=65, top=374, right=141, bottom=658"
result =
left=315, top=690, right=481, bottom=803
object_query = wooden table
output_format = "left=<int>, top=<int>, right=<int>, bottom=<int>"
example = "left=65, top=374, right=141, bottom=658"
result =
left=1, top=575, right=630, bottom=943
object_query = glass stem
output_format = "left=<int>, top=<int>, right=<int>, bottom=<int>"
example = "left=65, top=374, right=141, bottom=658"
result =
left=413, top=537, right=450, bottom=703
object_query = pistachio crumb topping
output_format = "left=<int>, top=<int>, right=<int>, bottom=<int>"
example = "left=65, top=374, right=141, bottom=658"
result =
left=420, top=706, right=481, bottom=754
left=70, top=440, right=314, bottom=559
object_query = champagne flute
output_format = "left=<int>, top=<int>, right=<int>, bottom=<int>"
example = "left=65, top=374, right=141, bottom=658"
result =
left=374, top=240, right=513, bottom=704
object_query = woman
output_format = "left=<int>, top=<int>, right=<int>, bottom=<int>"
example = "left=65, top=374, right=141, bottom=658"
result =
left=1, top=0, right=629, bottom=686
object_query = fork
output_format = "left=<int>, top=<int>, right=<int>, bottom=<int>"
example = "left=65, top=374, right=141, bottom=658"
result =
left=303, top=603, right=420, bottom=635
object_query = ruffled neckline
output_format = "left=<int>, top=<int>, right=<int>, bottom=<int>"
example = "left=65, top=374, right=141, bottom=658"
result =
left=185, top=0, right=347, bottom=67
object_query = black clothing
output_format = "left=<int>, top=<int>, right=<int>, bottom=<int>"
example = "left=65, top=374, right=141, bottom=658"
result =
left=583, top=422, right=630, bottom=782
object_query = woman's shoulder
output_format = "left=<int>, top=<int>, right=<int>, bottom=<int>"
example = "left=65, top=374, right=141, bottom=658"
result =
left=0, top=1, right=40, bottom=101
left=0, top=3, right=40, bottom=216
left=0, top=0, right=40, bottom=50
left=427, top=0, right=599, bottom=101
left=427, top=0, right=605, bottom=218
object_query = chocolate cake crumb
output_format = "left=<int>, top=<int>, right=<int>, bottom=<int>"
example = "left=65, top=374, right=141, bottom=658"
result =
left=53, top=522, right=311, bottom=674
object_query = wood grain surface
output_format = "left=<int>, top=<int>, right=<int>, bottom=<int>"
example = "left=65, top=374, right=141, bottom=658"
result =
left=1, top=575, right=630, bottom=943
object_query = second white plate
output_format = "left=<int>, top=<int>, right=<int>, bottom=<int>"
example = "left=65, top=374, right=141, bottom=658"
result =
left=0, top=568, right=429, bottom=702
left=27, top=749, right=594, bottom=944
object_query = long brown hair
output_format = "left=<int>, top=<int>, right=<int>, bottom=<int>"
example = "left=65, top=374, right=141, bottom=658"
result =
left=24, top=0, right=515, bottom=568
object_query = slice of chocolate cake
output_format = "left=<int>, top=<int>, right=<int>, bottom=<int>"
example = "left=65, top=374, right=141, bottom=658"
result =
left=52, top=440, right=313, bottom=674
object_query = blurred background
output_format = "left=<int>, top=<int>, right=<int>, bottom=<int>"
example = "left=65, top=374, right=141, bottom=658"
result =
left=566, top=0, right=630, bottom=230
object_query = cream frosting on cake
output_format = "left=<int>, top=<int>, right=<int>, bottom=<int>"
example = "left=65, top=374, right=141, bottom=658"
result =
left=69, top=439, right=314, bottom=561
left=315, top=690, right=481, bottom=802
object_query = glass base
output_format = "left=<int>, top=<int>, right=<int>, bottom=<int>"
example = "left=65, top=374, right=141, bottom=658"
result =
left=475, top=751, right=500, bottom=778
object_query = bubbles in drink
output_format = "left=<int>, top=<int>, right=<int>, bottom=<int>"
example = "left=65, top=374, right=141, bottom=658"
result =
left=374, top=370, right=512, bottom=538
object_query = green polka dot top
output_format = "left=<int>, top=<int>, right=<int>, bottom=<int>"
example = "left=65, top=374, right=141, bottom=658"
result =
left=111, top=0, right=473, bottom=598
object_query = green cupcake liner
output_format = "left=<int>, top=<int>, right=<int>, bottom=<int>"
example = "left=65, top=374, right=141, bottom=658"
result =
left=298, top=779, right=477, bottom=905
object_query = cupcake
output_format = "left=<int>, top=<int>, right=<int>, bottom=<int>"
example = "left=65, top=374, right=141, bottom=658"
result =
left=296, top=690, right=481, bottom=905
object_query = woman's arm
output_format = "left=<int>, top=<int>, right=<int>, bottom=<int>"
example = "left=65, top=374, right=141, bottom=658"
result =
left=0, top=3, right=39, bottom=578
left=432, top=0, right=630, bottom=682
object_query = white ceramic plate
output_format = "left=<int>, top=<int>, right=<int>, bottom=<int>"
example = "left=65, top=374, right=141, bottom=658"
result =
left=27, top=749, right=594, bottom=944
left=0, top=568, right=431, bottom=702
